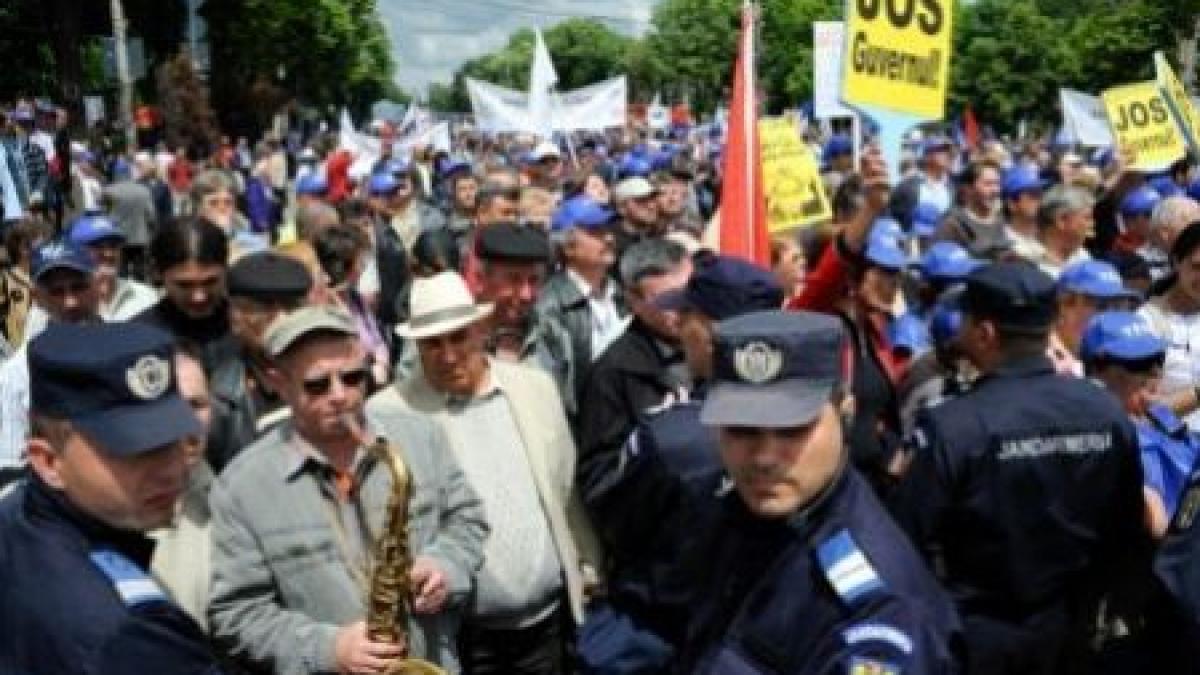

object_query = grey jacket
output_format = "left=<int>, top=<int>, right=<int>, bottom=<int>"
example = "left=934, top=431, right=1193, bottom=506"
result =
left=208, top=409, right=487, bottom=674
left=102, top=180, right=157, bottom=246
left=537, top=271, right=627, bottom=390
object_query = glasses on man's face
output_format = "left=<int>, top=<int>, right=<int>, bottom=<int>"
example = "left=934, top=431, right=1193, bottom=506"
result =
left=302, top=367, right=370, bottom=397
left=204, top=196, right=234, bottom=209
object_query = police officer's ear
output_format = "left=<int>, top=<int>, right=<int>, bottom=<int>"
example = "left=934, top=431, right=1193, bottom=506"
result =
left=25, top=419, right=67, bottom=490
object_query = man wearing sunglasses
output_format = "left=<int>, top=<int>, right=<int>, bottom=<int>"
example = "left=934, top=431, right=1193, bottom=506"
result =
left=1081, top=311, right=1200, bottom=540
left=0, top=239, right=101, bottom=490
left=209, top=305, right=486, bottom=674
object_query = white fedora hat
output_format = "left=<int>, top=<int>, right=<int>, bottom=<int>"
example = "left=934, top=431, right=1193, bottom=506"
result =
left=395, top=271, right=493, bottom=339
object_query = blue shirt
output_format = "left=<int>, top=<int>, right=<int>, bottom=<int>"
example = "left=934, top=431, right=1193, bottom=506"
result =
left=1136, top=408, right=1200, bottom=519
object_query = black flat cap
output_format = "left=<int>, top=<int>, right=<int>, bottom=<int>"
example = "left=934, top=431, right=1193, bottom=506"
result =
left=476, top=223, right=551, bottom=264
left=962, top=260, right=1057, bottom=331
left=228, top=251, right=312, bottom=302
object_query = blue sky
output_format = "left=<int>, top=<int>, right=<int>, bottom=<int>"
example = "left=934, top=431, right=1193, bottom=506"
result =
left=378, top=0, right=658, bottom=96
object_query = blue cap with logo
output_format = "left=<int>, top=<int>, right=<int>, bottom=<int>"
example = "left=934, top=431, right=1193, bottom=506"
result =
left=368, top=172, right=399, bottom=196
left=32, top=239, right=95, bottom=282
left=1058, top=260, right=1138, bottom=300
left=1002, top=166, right=1048, bottom=200
left=384, top=157, right=412, bottom=175
left=822, top=136, right=853, bottom=165
left=1079, top=311, right=1165, bottom=363
left=296, top=173, right=328, bottom=196
left=1148, top=174, right=1183, bottom=199
left=913, top=202, right=944, bottom=238
left=551, top=196, right=616, bottom=233
left=921, top=242, right=982, bottom=282
left=1120, top=185, right=1164, bottom=217
left=68, top=213, right=125, bottom=246
left=618, top=155, right=653, bottom=179
left=29, top=322, right=201, bottom=456
left=702, top=310, right=847, bottom=428
left=889, top=312, right=932, bottom=357
left=962, top=260, right=1057, bottom=331
left=863, top=221, right=909, bottom=271
left=653, top=254, right=784, bottom=321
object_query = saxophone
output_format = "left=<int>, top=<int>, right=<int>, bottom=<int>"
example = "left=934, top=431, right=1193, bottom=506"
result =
left=364, top=432, right=447, bottom=675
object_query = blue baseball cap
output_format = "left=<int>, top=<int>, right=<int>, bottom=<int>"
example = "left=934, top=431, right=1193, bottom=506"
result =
left=384, top=157, right=412, bottom=175
left=1079, top=311, right=1165, bottom=364
left=1149, top=174, right=1183, bottom=199
left=368, top=172, right=399, bottom=196
left=653, top=254, right=784, bottom=321
left=29, top=322, right=202, bottom=456
left=296, top=173, right=327, bottom=196
left=650, top=149, right=677, bottom=172
left=921, top=242, right=982, bottom=282
left=551, top=196, right=616, bottom=233
left=913, top=202, right=944, bottom=238
left=1188, top=179, right=1200, bottom=203
left=1120, top=185, right=1163, bottom=217
left=889, top=313, right=931, bottom=357
left=618, top=155, right=653, bottom=179
left=822, top=136, right=853, bottom=164
left=1002, top=166, right=1048, bottom=200
left=702, top=311, right=847, bottom=428
left=863, top=221, right=908, bottom=270
left=930, top=296, right=964, bottom=346
left=922, top=136, right=953, bottom=158
left=32, top=239, right=95, bottom=282
left=68, top=213, right=125, bottom=246
left=1058, top=260, right=1138, bottom=300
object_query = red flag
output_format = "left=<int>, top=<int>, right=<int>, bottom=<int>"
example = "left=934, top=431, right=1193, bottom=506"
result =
left=963, top=105, right=981, bottom=149
left=719, top=3, right=769, bottom=267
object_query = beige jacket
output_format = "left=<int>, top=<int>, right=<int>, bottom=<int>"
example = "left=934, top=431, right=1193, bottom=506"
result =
left=367, top=358, right=600, bottom=624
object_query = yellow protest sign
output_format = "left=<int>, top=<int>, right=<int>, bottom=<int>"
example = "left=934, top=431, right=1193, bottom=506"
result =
left=1102, top=82, right=1188, bottom=172
left=758, top=118, right=831, bottom=233
left=1155, top=52, right=1200, bottom=154
left=841, top=0, right=955, bottom=120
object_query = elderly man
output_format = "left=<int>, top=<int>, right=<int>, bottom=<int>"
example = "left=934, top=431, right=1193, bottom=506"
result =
left=612, top=177, right=663, bottom=256
left=209, top=306, right=486, bottom=674
left=0, top=239, right=101, bottom=488
left=1035, top=184, right=1096, bottom=278
left=1143, top=195, right=1200, bottom=282
left=66, top=212, right=157, bottom=321
left=368, top=271, right=597, bottom=675
left=0, top=322, right=224, bottom=673
left=474, top=223, right=576, bottom=413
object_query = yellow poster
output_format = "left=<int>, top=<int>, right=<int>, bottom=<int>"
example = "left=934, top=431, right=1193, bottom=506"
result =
left=1155, top=52, right=1200, bottom=155
left=758, top=118, right=832, bottom=232
left=1102, top=82, right=1188, bottom=172
left=841, top=0, right=955, bottom=120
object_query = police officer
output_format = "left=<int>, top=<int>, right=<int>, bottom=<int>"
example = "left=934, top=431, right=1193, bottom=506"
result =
left=0, top=321, right=224, bottom=673
left=890, top=261, right=1150, bottom=675
left=600, top=310, right=962, bottom=673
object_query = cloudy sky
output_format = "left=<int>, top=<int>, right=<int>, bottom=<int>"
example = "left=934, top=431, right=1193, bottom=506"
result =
left=377, top=0, right=659, bottom=96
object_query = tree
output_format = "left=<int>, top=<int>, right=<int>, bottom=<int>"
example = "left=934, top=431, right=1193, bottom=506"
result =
left=156, top=50, right=219, bottom=151
left=201, top=0, right=398, bottom=136
left=950, top=0, right=1079, bottom=132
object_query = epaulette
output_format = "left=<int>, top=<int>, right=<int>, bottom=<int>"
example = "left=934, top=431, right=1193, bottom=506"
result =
left=89, top=549, right=168, bottom=608
left=816, top=529, right=885, bottom=607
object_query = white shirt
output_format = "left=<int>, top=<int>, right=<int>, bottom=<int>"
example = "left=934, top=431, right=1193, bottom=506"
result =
left=567, top=269, right=627, bottom=361
left=1141, top=301, right=1200, bottom=430
left=1035, top=247, right=1090, bottom=280
left=0, top=343, right=31, bottom=468
left=918, top=173, right=953, bottom=214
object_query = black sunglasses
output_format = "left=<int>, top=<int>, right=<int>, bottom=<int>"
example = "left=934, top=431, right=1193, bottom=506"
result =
left=302, top=367, right=370, bottom=396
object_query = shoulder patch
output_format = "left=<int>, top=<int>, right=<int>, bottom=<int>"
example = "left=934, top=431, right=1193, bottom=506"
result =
left=849, top=656, right=901, bottom=675
left=843, top=622, right=913, bottom=654
left=816, top=529, right=884, bottom=606
left=89, top=549, right=168, bottom=608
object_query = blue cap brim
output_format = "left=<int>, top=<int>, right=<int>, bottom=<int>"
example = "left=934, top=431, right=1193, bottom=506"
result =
left=1100, top=335, right=1167, bottom=362
left=865, top=249, right=908, bottom=271
left=72, top=395, right=202, bottom=456
left=701, top=379, right=832, bottom=428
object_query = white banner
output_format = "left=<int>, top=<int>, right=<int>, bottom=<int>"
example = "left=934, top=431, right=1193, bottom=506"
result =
left=555, top=77, right=627, bottom=131
left=648, top=93, right=669, bottom=130
left=813, top=22, right=853, bottom=119
left=1060, top=88, right=1114, bottom=147
left=466, top=78, right=533, bottom=134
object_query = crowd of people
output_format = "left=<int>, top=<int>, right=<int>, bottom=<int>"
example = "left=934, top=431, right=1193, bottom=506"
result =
left=2, top=91, right=1200, bottom=675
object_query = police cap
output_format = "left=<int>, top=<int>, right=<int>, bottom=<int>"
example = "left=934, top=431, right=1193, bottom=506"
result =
left=653, top=254, right=784, bottom=321
left=961, top=261, right=1057, bottom=331
left=702, top=311, right=846, bottom=428
left=30, top=322, right=201, bottom=456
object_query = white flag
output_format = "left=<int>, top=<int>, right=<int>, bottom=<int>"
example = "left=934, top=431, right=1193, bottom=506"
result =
left=528, top=29, right=559, bottom=140
left=1060, top=89, right=1114, bottom=148
left=648, top=93, right=669, bottom=130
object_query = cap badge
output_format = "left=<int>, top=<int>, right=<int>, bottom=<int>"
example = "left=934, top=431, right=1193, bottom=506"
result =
left=734, top=341, right=784, bottom=384
left=126, top=355, right=170, bottom=400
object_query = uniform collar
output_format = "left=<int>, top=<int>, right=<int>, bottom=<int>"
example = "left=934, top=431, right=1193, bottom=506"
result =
left=24, top=474, right=156, bottom=568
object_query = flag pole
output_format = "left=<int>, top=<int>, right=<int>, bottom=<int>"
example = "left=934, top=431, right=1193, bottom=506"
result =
left=744, top=0, right=758, bottom=255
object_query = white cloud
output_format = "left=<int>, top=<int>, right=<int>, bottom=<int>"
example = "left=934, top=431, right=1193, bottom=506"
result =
left=377, top=0, right=659, bottom=96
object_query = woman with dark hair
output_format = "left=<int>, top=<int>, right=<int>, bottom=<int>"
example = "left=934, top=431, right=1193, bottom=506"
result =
left=134, top=216, right=237, bottom=374
left=1140, top=220, right=1200, bottom=428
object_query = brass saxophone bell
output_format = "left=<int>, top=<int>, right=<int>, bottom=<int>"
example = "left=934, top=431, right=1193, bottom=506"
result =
left=382, top=658, right=448, bottom=675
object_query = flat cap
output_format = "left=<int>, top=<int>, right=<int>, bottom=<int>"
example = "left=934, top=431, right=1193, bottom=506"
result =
left=263, top=305, right=358, bottom=358
left=227, top=251, right=312, bottom=302
left=475, top=223, right=551, bottom=264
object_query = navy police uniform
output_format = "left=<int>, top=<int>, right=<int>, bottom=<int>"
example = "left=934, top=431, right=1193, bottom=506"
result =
left=594, top=311, right=962, bottom=674
left=890, top=262, right=1149, bottom=675
left=0, top=322, right=223, bottom=674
